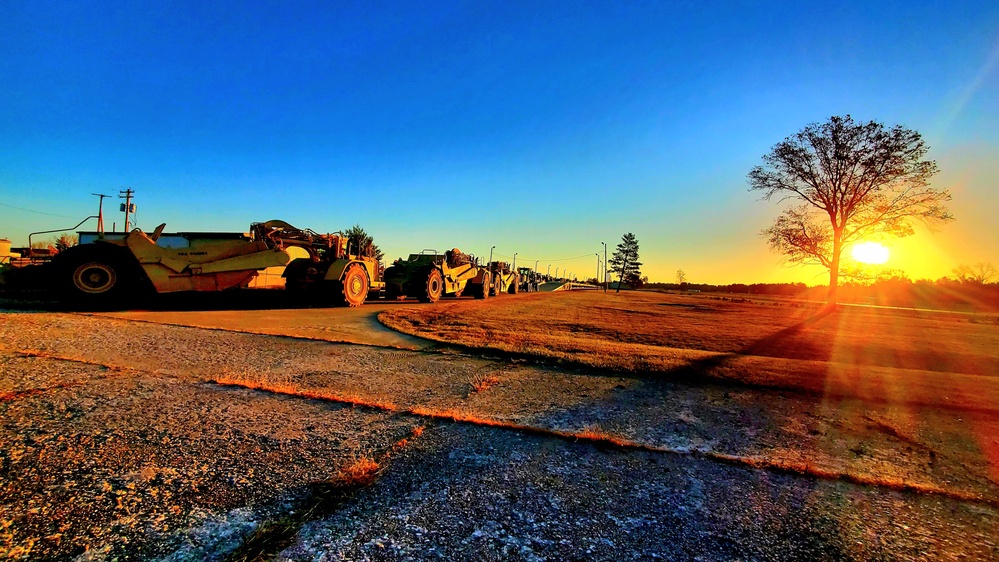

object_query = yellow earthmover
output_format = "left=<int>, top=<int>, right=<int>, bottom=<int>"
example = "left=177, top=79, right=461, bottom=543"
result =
left=383, top=248, right=491, bottom=303
left=52, top=220, right=382, bottom=308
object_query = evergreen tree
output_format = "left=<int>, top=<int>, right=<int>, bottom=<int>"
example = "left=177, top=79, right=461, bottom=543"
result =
left=342, top=224, right=384, bottom=261
left=608, top=233, right=642, bottom=292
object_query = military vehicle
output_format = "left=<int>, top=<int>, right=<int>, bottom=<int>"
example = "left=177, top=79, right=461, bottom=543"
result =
left=383, top=248, right=491, bottom=303
left=517, top=266, right=540, bottom=292
left=488, top=261, right=520, bottom=296
left=45, top=219, right=382, bottom=308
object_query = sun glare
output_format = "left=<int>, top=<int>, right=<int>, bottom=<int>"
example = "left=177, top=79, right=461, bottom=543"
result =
left=851, top=242, right=890, bottom=264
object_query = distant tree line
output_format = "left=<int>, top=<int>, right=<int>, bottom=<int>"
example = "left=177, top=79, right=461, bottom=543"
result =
left=643, top=282, right=809, bottom=296
left=642, top=270, right=999, bottom=312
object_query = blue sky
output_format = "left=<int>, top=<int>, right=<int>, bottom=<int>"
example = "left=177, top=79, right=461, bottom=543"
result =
left=2, top=1, right=997, bottom=283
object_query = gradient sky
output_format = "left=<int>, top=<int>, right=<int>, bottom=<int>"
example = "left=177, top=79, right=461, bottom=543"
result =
left=2, top=1, right=997, bottom=284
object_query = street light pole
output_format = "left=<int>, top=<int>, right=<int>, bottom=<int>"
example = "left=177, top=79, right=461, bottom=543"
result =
left=547, top=264, right=551, bottom=277
left=595, top=253, right=600, bottom=284
left=513, top=252, right=517, bottom=270
left=489, top=245, right=495, bottom=265
left=601, top=241, right=608, bottom=292
left=535, top=260, right=539, bottom=273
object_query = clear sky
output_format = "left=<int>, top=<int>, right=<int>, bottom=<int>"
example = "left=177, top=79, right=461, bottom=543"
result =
left=2, top=1, right=997, bottom=284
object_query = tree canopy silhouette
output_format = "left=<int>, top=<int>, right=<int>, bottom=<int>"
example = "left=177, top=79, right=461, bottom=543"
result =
left=342, top=224, right=384, bottom=262
left=748, top=115, right=952, bottom=304
left=609, top=233, right=642, bottom=292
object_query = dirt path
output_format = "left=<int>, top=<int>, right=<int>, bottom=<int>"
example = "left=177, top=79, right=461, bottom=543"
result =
left=94, top=301, right=432, bottom=350
left=1, top=308, right=997, bottom=560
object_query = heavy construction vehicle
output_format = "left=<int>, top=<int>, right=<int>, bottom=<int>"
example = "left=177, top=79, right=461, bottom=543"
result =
left=383, top=248, right=491, bottom=303
left=48, top=220, right=383, bottom=308
left=488, top=261, right=520, bottom=296
left=518, top=266, right=540, bottom=292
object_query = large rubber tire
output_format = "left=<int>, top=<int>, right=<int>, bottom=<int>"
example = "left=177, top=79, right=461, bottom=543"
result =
left=419, top=268, right=444, bottom=303
left=509, top=278, right=519, bottom=294
left=335, top=264, right=369, bottom=307
left=472, top=273, right=490, bottom=299
left=58, top=247, right=139, bottom=310
left=283, top=259, right=313, bottom=305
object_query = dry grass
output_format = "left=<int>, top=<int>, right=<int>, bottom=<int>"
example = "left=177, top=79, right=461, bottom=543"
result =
left=379, top=292, right=999, bottom=415
left=703, top=451, right=995, bottom=505
left=214, top=369, right=398, bottom=411
left=469, top=373, right=501, bottom=394
left=9, top=347, right=133, bottom=373
left=333, top=456, right=381, bottom=486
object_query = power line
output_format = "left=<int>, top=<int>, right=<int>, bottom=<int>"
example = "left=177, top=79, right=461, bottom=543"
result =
left=0, top=202, right=78, bottom=219
left=494, top=251, right=595, bottom=263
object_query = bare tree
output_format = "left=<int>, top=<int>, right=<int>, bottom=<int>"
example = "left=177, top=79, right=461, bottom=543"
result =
left=953, top=262, right=997, bottom=284
left=749, top=115, right=952, bottom=305
left=54, top=233, right=78, bottom=253
left=676, top=269, right=687, bottom=285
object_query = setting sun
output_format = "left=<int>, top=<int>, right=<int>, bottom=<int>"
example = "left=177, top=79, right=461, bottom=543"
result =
left=851, top=242, right=890, bottom=264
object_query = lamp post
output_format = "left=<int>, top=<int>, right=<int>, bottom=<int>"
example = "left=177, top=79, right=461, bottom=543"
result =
left=489, top=245, right=495, bottom=265
left=547, top=264, right=551, bottom=277
left=601, top=241, right=608, bottom=292
left=513, top=252, right=517, bottom=270
left=535, top=260, right=539, bottom=273
left=555, top=267, right=560, bottom=280
left=595, top=253, right=600, bottom=284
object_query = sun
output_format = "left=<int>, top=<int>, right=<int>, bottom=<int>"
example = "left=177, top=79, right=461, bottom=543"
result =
left=851, top=242, right=890, bottom=264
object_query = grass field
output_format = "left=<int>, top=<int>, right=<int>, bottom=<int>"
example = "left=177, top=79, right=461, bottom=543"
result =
left=379, top=291, right=999, bottom=414
left=378, top=290, right=999, bottom=498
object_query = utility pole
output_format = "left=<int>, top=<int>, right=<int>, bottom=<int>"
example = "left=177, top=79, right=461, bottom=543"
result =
left=595, top=253, right=600, bottom=284
left=92, top=193, right=110, bottom=234
left=513, top=252, right=517, bottom=270
left=119, top=188, right=135, bottom=232
left=602, top=241, right=608, bottom=292
left=488, top=245, right=495, bottom=265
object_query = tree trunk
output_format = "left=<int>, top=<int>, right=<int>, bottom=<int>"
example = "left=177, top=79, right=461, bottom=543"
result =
left=616, top=258, right=627, bottom=293
left=827, top=229, right=843, bottom=307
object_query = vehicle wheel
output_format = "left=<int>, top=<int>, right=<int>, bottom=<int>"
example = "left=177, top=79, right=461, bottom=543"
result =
left=336, top=264, right=369, bottom=307
left=282, top=259, right=312, bottom=305
left=60, top=251, right=133, bottom=309
left=419, top=268, right=444, bottom=303
left=473, top=273, right=490, bottom=299
left=509, top=279, right=519, bottom=294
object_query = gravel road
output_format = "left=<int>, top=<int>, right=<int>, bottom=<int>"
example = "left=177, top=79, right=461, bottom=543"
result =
left=1, top=306, right=997, bottom=560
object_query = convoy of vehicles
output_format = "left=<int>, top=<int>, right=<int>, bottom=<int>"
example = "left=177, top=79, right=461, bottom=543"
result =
left=1, top=213, right=558, bottom=308
left=2, top=220, right=385, bottom=308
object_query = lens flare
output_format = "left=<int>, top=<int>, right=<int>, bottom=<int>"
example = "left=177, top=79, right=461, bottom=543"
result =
left=851, top=242, right=890, bottom=264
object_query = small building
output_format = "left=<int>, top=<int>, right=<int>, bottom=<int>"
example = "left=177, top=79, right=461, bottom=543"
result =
left=0, top=239, right=21, bottom=265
